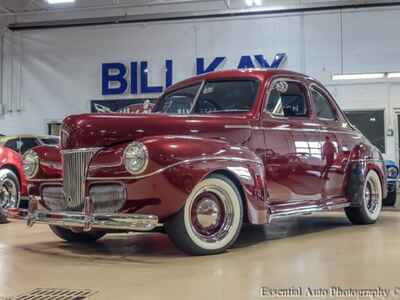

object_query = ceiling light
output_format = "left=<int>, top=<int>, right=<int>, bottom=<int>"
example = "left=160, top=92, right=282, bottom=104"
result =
left=46, top=0, right=75, bottom=4
left=387, top=72, right=400, bottom=78
left=332, top=73, right=385, bottom=80
left=245, top=0, right=262, bottom=6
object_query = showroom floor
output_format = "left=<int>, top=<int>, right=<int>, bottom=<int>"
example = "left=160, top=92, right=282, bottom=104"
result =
left=1, top=210, right=400, bottom=300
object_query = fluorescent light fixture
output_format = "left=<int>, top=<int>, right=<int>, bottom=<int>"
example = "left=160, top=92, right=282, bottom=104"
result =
left=46, top=0, right=75, bottom=4
left=245, top=0, right=262, bottom=6
left=387, top=72, right=400, bottom=78
left=332, top=73, right=385, bottom=80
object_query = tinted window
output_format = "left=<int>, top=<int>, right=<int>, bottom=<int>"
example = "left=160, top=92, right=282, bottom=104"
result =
left=312, top=89, right=337, bottom=120
left=4, top=139, right=19, bottom=152
left=266, top=81, right=308, bottom=117
left=345, top=110, right=385, bottom=153
left=40, top=138, right=59, bottom=145
left=19, top=138, right=40, bottom=154
left=154, top=84, right=201, bottom=115
left=193, top=80, right=259, bottom=114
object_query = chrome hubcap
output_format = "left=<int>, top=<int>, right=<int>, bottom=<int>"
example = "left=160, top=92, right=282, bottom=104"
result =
left=0, top=178, right=18, bottom=209
left=196, top=197, right=221, bottom=228
left=190, top=187, right=234, bottom=243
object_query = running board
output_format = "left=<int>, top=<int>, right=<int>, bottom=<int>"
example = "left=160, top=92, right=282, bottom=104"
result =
left=269, top=202, right=350, bottom=223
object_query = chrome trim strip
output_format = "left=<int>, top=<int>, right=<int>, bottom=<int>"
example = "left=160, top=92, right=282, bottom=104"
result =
left=29, top=178, right=62, bottom=182
left=61, top=147, right=102, bottom=154
left=189, top=80, right=205, bottom=114
left=8, top=208, right=160, bottom=232
left=350, top=159, right=384, bottom=163
left=87, top=156, right=263, bottom=181
left=224, top=124, right=361, bottom=136
left=225, top=125, right=252, bottom=129
left=269, top=202, right=350, bottom=222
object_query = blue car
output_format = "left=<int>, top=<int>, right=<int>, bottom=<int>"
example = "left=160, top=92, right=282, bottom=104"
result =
left=384, top=160, right=398, bottom=206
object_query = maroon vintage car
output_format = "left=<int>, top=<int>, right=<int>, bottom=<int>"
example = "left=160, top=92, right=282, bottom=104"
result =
left=9, top=69, right=386, bottom=255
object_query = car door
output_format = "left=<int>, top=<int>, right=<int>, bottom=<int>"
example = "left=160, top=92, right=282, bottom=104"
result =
left=310, top=84, right=348, bottom=203
left=262, top=78, right=323, bottom=207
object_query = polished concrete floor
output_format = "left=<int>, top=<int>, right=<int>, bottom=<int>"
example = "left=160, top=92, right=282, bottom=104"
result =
left=1, top=210, right=400, bottom=299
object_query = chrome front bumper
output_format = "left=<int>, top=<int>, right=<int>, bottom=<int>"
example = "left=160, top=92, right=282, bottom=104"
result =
left=7, top=197, right=160, bottom=232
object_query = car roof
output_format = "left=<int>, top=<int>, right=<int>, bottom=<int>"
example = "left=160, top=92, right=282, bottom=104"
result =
left=164, top=69, right=314, bottom=94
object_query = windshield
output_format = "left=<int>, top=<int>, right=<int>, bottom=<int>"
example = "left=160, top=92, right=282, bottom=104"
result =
left=154, top=80, right=259, bottom=115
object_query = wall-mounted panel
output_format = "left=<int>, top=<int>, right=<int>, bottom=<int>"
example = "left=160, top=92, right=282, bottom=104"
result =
left=342, top=8, right=400, bottom=73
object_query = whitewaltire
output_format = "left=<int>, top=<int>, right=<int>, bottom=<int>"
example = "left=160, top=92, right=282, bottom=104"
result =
left=165, top=174, right=243, bottom=255
left=345, top=170, right=383, bottom=225
left=0, top=169, right=20, bottom=209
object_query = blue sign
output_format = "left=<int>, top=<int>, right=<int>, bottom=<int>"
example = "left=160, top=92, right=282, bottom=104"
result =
left=102, top=53, right=287, bottom=95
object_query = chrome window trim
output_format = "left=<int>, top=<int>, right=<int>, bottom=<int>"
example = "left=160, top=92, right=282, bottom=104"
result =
left=309, top=84, right=338, bottom=121
left=189, top=80, right=205, bottom=114
left=263, top=76, right=311, bottom=120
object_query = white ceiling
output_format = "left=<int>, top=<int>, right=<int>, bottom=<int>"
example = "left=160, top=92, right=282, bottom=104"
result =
left=2, top=0, right=400, bottom=29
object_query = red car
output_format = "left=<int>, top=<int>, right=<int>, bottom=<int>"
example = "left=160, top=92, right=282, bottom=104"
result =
left=10, top=70, right=386, bottom=255
left=0, top=135, right=59, bottom=209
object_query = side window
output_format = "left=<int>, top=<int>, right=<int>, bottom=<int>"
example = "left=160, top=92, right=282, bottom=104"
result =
left=311, top=88, right=337, bottom=120
left=266, top=81, right=308, bottom=117
left=19, top=138, right=40, bottom=154
left=4, top=139, right=19, bottom=152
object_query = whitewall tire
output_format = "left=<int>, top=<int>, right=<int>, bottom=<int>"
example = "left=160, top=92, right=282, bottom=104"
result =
left=345, top=170, right=383, bottom=225
left=0, top=169, right=20, bottom=209
left=165, top=174, right=243, bottom=255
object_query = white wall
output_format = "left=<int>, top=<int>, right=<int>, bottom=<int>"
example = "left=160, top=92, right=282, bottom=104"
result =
left=1, top=6, right=400, bottom=160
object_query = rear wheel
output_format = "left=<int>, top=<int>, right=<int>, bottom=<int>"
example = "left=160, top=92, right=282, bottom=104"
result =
left=383, top=184, right=397, bottom=206
left=345, top=170, right=383, bottom=225
left=165, top=174, right=243, bottom=256
left=49, top=225, right=106, bottom=243
left=0, top=169, right=20, bottom=209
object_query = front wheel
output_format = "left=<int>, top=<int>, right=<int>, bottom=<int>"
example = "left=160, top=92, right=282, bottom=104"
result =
left=0, top=169, right=20, bottom=209
left=165, top=174, right=243, bottom=256
left=345, top=170, right=383, bottom=225
left=49, top=225, right=106, bottom=243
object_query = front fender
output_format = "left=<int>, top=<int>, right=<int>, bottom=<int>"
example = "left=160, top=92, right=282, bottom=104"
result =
left=88, top=136, right=267, bottom=223
left=88, top=135, right=262, bottom=178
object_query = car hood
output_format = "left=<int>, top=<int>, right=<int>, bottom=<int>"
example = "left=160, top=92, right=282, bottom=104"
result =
left=60, top=113, right=252, bottom=149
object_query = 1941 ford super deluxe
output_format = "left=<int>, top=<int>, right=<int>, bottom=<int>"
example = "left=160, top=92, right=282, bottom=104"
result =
left=9, top=69, right=387, bottom=255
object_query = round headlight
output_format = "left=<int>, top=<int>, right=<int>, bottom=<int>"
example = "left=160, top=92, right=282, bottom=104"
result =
left=23, top=150, right=39, bottom=179
left=123, top=142, right=149, bottom=175
left=387, top=166, right=399, bottom=179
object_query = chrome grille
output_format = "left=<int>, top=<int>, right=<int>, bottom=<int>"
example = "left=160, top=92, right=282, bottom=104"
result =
left=90, top=184, right=126, bottom=213
left=42, top=185, right=67, bottom=211
left=62, top=148, right=98, bottom=210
